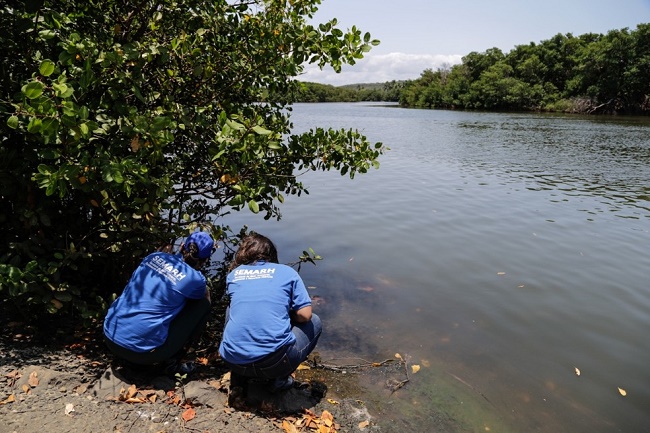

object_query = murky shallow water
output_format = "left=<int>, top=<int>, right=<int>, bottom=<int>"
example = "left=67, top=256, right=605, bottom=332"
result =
left=219, top=103, right=650, bottom=432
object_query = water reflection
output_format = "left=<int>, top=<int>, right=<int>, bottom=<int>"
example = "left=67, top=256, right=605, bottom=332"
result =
left=449, top=114, right=650, bottom=219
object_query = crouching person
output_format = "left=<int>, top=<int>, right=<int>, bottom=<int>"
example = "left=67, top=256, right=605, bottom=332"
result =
left=219, top=233, right=322, bottom=393
left=103, top=231, right=215, bottom=376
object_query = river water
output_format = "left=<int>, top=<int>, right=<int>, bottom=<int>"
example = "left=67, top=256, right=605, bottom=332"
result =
left=219, top=103, right=650, bottom=432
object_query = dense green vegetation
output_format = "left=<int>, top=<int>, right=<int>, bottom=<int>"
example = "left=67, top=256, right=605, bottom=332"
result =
left=0, top=0, right=384, bottom=321
left=297, top=80, right=405, bottom=102
left=297, top=25, right=650, bottom=115
left=403, top=25, right=650, bottom=113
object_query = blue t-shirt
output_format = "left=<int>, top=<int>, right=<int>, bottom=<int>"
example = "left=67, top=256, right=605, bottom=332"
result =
left=103, top=252, right=207, bottom=352
left=218, top=261, right=312, bottom=364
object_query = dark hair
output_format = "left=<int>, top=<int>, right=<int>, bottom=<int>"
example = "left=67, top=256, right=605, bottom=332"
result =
left=181, top=242, right=205, bottom=270
left=230, top=233, right=278, bottom=270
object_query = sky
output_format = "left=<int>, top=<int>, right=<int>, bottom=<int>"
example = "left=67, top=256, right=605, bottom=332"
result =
left=300, top=0, right=650, bottom=85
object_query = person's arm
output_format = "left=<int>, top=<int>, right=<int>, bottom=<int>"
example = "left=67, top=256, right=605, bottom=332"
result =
left=291, top=305, right=312, bottom=323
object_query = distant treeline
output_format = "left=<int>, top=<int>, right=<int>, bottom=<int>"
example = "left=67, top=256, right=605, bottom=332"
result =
left=296, top=81, right=404, bottom=102
left=298, top=24, right=650, bottom=115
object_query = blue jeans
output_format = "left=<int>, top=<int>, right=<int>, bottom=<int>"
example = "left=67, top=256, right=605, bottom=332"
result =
left=104, top=298, right=211, bottom=366
left=224, top=313, right=322, bottom=380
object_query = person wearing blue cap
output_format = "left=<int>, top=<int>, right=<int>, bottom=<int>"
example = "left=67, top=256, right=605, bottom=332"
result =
left=103, top=231, right=215, bottom=375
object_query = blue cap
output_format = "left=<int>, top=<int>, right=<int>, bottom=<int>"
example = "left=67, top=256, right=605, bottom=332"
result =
left=185, top=231, right=214, bottom=259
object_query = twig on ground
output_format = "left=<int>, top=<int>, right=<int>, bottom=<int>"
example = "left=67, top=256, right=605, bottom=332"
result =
left=314, top=358, right=396, bottom=372
left=387, top=353, right=410, bottom=395
left=447, top=372, right=492, bottom=404
left=126, top=407, right=140, bottom=433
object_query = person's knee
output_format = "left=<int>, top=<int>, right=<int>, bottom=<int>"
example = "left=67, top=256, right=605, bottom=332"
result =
left=311, top=313, right=322, bottom=335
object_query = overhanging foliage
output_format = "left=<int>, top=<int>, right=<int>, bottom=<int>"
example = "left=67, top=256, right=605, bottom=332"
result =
left=0, top=0, right=384, bottom=320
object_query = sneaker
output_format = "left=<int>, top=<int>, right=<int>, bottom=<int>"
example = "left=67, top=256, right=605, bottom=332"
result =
left=163, top=360, right=196, bottom=376
left=270, top=376, right=294, bottom=393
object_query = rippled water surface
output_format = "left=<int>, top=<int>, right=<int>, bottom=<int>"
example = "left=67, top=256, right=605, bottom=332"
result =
left=222, top=103, right=650, bottom=432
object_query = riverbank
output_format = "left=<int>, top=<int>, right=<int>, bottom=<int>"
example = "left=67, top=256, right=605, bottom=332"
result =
left=0, top=314, right=378, bottom=433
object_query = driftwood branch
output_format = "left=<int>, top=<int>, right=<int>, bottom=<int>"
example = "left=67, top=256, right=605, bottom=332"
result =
left=313, top=357, right=396, bottom=372
left=588, top=99, right=614, bottom=114
left=308, top=355, right=412, bottom=394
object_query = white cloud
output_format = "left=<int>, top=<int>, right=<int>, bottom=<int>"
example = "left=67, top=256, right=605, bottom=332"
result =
left=299, top=52, right=463, bottom=86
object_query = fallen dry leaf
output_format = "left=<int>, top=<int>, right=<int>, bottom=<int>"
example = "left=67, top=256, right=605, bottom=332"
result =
left=497, top=272, right=506, bottom=275
left=168, top=393, right=182, bottom=405
left=411, top=365, right=421, bottom=374
left=282, top=420, right=298, bottom=433
left=196, top=357, right=209, bottom=366
left=395, top=353, right=403, bottom=360
left=327, top=398, right=339, bottom=405
left=618, top=387, right=627, bottom=397
left=182, top=407, right=196, bottom=422
left=125, top=397, right=146, bottom=403
left=0, top=394, right=16, bottom=405
left=359, top=420, right=370, bottom=429
left=28, top=371, right=39, bottom=387
left=321, top=410, right=334, bottom=427
left=259, top=400, right=275, bottom=413
left=575, top=367, right=581, bottom=376
left=421, top=359, right=431, bottom=368
left=5, top=370, right=21, bottom=380
left=296, top=363, right=311, bottom=371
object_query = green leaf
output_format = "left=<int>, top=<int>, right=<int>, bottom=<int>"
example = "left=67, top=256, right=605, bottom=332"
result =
left=226, top=118, right=245, bottom=131
left=27, top=118, right=42, bottom=133
left=248, top=200, right=260, bottom=213
left=52, top=82, right=68, bottom=97
left=7, top=115, right=19, bottom=129
left=54, top=292, right=73, bottom=302
left=252, top=125, right=272, bottom=135
left=39, top=29, right=56, bottom=39
left=39, top=60, right=56, bottom=77
left=22, top=81, right=45, bottom=99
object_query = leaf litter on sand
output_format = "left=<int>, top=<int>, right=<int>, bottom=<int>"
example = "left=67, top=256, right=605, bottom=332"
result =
left=281, top=409, right=341, bottom=433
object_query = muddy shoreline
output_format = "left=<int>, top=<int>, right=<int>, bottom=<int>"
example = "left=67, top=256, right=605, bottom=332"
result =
left=0, top=310, right=382, bottom=433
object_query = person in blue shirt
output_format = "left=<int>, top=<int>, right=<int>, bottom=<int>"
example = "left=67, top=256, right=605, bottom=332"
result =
left=219, top=233, right=322, bottom=392
left=103, top=231, right=215, bottom=375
